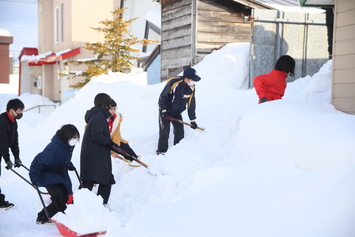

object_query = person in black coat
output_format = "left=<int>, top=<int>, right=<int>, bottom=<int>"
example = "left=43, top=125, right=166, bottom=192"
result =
left=156, top=68, right=201, bottom=155
left=0, top=98, right=24, bottom=209
left=80, top=93, right=124, bottom=205
left=30, top=124, right=80, bottom=224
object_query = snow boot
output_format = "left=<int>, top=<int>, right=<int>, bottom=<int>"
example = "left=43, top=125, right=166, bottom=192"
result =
left=0, top=200, right=14, bottom=210
left=36, top=210, right=52, bottom=224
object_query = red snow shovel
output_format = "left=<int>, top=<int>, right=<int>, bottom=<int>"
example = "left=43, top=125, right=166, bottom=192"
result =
left=34, top=173, right=107, bottom=237
left=51, top=219, right=106, bottom=237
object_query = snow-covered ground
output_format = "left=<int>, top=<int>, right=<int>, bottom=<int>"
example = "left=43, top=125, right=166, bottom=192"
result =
left=0, top=43, right=354, bottom=237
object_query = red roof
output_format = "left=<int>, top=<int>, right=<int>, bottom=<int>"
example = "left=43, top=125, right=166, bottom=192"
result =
left=27, top=47, right=81, bottom=66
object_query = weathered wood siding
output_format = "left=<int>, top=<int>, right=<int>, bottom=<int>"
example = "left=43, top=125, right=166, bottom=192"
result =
left=161, top=0, right=251, bottom=81
left=332, top=0, right=355, bottom=114
left=161, top=0, right=193, bottom=80
left=196, top=0, right=251, bottom=62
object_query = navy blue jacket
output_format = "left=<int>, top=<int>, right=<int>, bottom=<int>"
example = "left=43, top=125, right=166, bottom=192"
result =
left=29, top=130, right=75, bottom=194
left=158, top=77, right=197, bottom=120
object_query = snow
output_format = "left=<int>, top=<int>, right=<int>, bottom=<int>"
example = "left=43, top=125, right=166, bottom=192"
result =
left=0, top=43, right=354, bottom=237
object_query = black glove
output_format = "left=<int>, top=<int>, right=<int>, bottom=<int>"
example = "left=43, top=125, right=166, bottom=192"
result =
left=161, top=110, right=169, bottom=119
left=124, top=156, right=134, bottom=162
left=68, top=166, right=76, bottom=171
left=259, top=97, right=268, bottom=103
left=14, top=158, right=22, bottom=168
left=5, top=160, right=13, bottom=170
left=191, top=122, right=198, bottom=130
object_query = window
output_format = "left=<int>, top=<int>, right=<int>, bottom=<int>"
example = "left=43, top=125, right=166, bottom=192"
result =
left=61, top=4, right=64, bottom=42
left=54, top=6, right=59, bottom=43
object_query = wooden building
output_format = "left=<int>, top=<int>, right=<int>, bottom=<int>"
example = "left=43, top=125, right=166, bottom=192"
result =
left=160, top=0, right=261, bottom=80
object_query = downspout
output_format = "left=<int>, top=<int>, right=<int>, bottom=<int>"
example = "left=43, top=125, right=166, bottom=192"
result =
left=18, top=56, right=22, bottom=96
left=191, top=0, right=197, bottom=66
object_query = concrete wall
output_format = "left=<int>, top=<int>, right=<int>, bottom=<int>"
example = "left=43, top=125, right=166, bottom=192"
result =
left=332, top=0, right=355, bottom=114
left=249, top=9, right=329, bottom=87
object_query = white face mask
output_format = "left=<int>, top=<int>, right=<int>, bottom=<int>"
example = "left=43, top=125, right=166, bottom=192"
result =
left=188, top=81, right=195, bottom=86
left=68, top=138, right=79, bottom=146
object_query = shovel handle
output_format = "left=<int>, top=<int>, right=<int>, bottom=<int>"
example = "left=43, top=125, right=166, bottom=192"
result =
left=166, top=116, right=205, bottom=131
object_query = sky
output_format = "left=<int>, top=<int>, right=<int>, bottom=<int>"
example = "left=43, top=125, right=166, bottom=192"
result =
left=0, top=0, right=38, bottom=63
left=0, top=43, right=355, bottom=237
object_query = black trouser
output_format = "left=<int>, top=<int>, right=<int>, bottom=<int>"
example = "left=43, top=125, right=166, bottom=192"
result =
left=82, top=180, right=111, bottom=204
left=157, top=111, right=184, bottom=152
left=38, top=183, right=68, bottom=219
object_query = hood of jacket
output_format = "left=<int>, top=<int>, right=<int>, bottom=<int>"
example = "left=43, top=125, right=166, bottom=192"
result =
left=84, top=106, right=111, bottom=124
left=51, top=130, right=74, bottom=152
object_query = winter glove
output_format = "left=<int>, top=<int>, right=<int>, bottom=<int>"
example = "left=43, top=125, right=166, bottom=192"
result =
left=161, top=110, right=169, bottom=119
left=5, top=160, right=13, bottom=170
left=190, top=122, right=198, bottom=130
left=259, top=97, right=268, bottom=103
left=14, top=158, right=22, bottom=168
left=67, top=194, right=74, bottom=204
left=124, top=156, right=134, bottom=163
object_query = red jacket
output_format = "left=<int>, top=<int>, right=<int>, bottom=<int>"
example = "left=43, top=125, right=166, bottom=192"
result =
left=253, top=69, right=287, bottom=102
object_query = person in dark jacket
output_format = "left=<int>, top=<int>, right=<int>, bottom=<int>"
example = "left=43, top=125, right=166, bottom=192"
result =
left=156, top=67, right=201, bottom=155
left=80, top=93, right=124, bottom=205
left=0, top=98, right=24, bottom=209
left=29, top=124, right=80, bottom=224
left=254, top=55, right=295, bottom=104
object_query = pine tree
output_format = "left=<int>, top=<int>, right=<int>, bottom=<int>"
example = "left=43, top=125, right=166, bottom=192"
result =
left=67, top=7, right=159, bottom=89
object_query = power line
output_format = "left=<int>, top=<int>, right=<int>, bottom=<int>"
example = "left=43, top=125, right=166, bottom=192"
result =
left=0, top=0, right=37, bottom=4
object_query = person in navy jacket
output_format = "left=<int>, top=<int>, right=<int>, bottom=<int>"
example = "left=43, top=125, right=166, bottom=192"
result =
left=157, top=67, right=201, bottom=155
left=30, top=124, right=80, bottom=224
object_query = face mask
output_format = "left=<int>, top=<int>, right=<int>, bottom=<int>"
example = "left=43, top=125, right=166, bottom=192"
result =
left=68, top=138, right=79, bottom=146
left=14, top=113, right=23, bottom=120
left=188, top=81, right=195, bottom=86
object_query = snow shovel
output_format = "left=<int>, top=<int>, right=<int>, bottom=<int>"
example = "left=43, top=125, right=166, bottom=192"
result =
left=166, top=116, right=205, bottom=131
left=35, top=178, right=107, bottom=237
left=8, top=165, right=49, bottom=195
left=111, top=145, right=160, bottom=176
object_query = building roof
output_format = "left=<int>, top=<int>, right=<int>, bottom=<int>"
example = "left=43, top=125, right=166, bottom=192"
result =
left=233, top=0, right=325, bottom=12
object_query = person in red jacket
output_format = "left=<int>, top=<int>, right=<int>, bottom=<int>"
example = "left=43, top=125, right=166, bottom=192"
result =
left=254, top=55, right=295, bottom=103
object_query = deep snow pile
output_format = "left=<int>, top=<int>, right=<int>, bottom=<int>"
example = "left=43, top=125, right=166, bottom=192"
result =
left=0, top=43, right=355, bottom=237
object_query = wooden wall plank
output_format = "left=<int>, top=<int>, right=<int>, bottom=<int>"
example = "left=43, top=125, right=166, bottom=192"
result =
left=333, top=83, right=355, bottom=97
left=334, top=39, right=355, bottom=55
left=333, top=54, right=355, bottom=70
left=332, top=97, right=355, bottom=114
left=336, top=9, right=355, bottom=27
left=335, top=24, right=355, bottom=41
left=334, top=68, right=355, bottom=84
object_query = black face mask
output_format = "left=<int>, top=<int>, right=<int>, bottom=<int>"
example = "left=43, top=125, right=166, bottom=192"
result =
left=14, top=112, right=23, bottom=120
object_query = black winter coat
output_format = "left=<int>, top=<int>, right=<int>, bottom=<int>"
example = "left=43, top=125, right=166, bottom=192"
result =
left=0, top=112, right=20, bottom=162
left=158, top=77, right=197, bottom=120
left=80, top=106, right=115, bottom=185
left=29, top=130, right=75, bottom=194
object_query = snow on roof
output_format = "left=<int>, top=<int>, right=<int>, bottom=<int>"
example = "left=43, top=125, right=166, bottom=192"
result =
left=236, top=0, right=325, bottom=13
left=21, top=51, right=52, bottom=62
left=0, top=28, right=11, bottom=36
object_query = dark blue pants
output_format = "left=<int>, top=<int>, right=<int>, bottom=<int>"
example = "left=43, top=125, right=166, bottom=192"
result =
left=157, top=111, right=184, bottom=152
